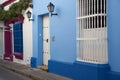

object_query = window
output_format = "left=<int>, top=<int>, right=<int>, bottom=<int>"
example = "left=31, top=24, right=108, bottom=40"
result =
left=76, top=0, right=108, bottom=64
left=13, top=22, right=23, bottom=59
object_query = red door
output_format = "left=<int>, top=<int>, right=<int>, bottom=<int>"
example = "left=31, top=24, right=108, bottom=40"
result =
left=4, top=28, right=13, bottom=61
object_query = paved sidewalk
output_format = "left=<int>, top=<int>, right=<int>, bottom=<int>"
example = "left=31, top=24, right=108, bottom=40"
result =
left=0, top=59, right=72, bottom=80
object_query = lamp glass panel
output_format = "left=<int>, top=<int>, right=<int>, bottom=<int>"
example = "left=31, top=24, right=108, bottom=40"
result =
left=27, top=11, right=31, bottom=18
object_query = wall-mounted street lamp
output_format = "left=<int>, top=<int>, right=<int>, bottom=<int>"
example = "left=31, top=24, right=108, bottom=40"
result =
left=26, top=11, right=34, bottom=21
left=47, top=2, right=58, bottom=16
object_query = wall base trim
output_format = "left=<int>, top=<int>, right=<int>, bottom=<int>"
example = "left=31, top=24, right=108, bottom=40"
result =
left=108, top=71, right=120, bottom=80
left=48, top=60, right=109, bottom=80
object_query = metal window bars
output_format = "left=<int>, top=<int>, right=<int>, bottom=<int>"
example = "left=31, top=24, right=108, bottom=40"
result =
left=76, top=0, right=108, bottom=64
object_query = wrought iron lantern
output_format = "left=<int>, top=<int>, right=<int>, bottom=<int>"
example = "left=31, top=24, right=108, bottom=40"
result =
left=47, top=2, right=57, bottom=16
left=26, top=10, right=34, bottom=21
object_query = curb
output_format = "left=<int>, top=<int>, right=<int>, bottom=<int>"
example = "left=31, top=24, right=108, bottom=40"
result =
left=0, top=64, right=42, bottom=80
left=0, top=60, right=72, bottom=80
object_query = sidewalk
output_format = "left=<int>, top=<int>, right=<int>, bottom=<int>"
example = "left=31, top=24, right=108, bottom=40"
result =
left=0, top=59, right=72, bottom=80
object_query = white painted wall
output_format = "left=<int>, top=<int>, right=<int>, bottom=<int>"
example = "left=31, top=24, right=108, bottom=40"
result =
left=13, top=8, right=33, bottom=65
left=0, top=21, right=4, bottom=59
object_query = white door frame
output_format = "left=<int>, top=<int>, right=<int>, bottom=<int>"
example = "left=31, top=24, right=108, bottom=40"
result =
left=0, top=28, right=4, bottom=59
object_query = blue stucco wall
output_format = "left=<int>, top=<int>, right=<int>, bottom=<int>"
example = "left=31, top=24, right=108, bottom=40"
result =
left=50, top=0, right=76, bottom=63
left=108, top=0, right=120, bottom=72
left=32, top=0, right=76, bottom=66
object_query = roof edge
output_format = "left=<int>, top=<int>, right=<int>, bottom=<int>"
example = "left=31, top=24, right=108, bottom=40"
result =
left=2, top=0, right=15, bottom=7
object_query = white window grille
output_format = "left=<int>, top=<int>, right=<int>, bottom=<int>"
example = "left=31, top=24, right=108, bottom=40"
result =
left=76, top=0, right=108, bottom=64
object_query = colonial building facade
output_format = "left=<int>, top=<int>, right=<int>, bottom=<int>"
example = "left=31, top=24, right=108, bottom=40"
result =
left=31, top=0, right=120, bottom=80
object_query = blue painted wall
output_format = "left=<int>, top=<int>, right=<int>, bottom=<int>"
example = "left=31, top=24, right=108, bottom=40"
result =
left=108, top=0, right=120, bottom=72
left=50, top=0, right=76, bottom=63
left=32, top=0, right=76, bottom=66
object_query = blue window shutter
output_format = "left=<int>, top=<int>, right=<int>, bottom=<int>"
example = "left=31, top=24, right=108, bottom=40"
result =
left=13, top=22, right=23, bottom=54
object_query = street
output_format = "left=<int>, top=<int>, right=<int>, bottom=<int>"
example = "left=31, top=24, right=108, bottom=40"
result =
left=0, top=66, right=33, bottom=80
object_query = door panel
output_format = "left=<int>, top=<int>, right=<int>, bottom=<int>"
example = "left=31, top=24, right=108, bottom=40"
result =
left=42, top=15, right=50, bottom=65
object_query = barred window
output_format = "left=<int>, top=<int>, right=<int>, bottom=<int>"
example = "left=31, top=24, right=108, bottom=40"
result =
left=76, top=0, right=108, bottom=64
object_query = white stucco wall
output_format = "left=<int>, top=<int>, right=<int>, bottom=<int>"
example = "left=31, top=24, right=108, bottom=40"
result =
left=23, top=7, right=33, bottom=65
left=13, top=8, right=33, bottom=65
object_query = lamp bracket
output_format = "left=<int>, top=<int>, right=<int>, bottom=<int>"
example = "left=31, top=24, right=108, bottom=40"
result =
left=51, top=12, right=58, bottom=16
left=29, top=19, right=34, bottom=21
